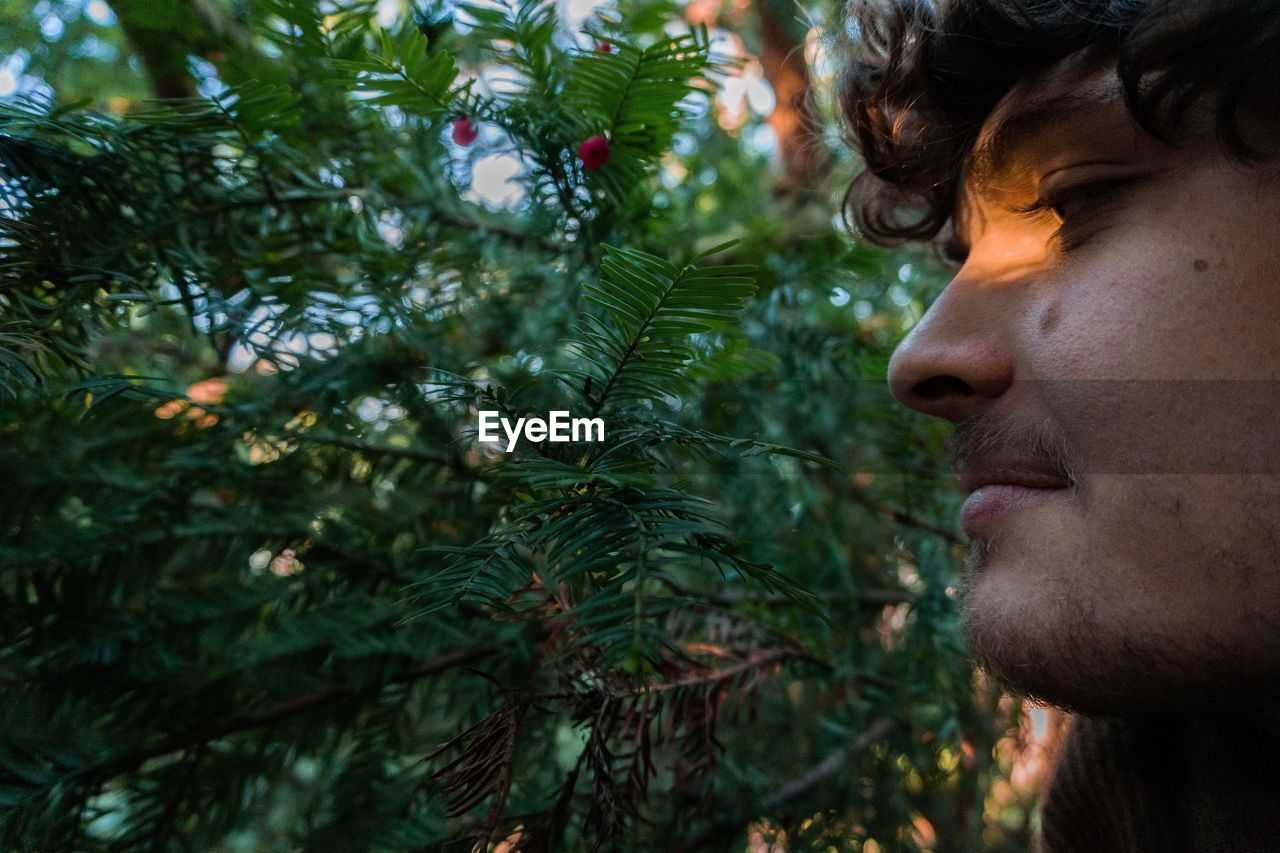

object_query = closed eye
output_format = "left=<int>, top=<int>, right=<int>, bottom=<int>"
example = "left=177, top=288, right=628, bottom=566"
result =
left=1012, top=176, right=1141, bottom=249
left=1023, top=176, right=1142, bottom=220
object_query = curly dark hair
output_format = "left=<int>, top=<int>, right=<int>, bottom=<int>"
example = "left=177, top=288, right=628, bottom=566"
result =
left=837, top=0, right=1280, bottom=245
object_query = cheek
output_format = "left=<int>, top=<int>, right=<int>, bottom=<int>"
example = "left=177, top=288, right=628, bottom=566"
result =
left=1028, top=264, right=1165, bottom=382
left=1036, top=268, right=1199, bottom=380
left=968, top=474, right=1280, bottom=677
left=1080, top=474, right=1280, bottom=622
left=1043, top=213, right=1280, bottom=381
left=1033, top=252, right=1280, bottom=475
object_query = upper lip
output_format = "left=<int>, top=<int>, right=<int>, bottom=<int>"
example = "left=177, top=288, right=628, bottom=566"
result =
left=958, top=461, right=1071, bottom=496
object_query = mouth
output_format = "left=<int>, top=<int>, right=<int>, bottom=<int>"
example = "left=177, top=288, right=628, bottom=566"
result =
left=958, top=465, right=1071, bottom=537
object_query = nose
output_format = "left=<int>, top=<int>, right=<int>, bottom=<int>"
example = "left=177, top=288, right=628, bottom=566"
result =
left=886, top=280, right=1015, bottom=423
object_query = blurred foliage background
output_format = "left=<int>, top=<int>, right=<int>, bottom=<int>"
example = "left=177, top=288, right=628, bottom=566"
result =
left=0, top=0, right=1060, bottom=849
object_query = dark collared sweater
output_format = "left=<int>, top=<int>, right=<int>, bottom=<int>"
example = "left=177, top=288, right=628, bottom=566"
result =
left=1039, top=713, right=1280, bottom=851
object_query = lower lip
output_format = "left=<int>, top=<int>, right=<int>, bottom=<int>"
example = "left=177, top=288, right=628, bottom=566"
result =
left=961, top=484, right=1067, bottom=535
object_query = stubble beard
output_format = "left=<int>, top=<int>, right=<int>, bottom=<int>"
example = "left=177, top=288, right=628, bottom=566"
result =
left=949, top=411, right=1119, bottom=711
left=956, top=482, right=1280, bottom=715
left=949, top=405, right=1280, bottom=713
left=957, top=533, right=1110, bottom=712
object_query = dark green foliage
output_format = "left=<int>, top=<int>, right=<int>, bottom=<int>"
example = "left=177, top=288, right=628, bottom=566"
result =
left=0, top=0, right=1033, bottom=849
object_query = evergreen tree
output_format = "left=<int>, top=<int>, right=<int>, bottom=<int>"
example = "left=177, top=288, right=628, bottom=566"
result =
left=0, top=0, right=1037, bottom=848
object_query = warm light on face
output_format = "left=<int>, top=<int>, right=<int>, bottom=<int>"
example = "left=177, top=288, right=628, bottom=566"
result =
left=945, top=62, right=1156, bottom=285
left=950, top=189, right=1060, bottom=287
left=889, top=45, right=1280, bottom=714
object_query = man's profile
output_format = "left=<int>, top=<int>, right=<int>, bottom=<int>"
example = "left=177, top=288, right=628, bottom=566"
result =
left=839, top=0, right=1280, bottom=847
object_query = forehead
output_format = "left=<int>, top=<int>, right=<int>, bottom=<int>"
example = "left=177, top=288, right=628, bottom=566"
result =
left=967, top=51, right=1131, bottom=192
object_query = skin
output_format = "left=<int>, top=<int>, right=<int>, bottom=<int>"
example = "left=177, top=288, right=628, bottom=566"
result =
left=886, top=52, right=1280, bottom=714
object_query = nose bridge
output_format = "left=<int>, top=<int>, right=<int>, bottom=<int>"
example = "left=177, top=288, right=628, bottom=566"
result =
left=963, top=227, right=1055, bottom=285
left=887, top=268, right=1017, bottom=421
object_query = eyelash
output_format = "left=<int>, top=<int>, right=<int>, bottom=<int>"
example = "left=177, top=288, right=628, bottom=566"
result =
left=939, top=177, right=1137, bottom=266
left=1013, top=178, right=1132, bottom=248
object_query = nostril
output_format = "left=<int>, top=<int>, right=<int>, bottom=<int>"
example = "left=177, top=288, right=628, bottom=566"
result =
left=912, top=375, right=975, bottom=402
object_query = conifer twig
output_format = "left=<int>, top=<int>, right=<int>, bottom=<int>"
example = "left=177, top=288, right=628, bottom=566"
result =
left=79, top=645, right=495, bottom=784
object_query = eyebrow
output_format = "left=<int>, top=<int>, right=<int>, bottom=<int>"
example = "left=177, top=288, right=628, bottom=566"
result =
left=966, top=88, right=1123, bottom=188
left=941, top=84, right=1130, bottom=262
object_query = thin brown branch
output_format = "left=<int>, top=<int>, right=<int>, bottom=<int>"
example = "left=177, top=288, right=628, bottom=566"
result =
left=538, top=645, right=802, bottom=706
left=300, top=433, right=481, bottom=478
left=848, top=482, right=964, bottom=547
left=760, top=716, right=895, bottom=810
left=649, top=646, right=791, bottom=695
left=686, top=716, right=896, bottom=849
left=81, top=645, right=495, bottom=785
left=433, top=210, right=564, bottom=254
left=707, top=588, right=913, bottom=609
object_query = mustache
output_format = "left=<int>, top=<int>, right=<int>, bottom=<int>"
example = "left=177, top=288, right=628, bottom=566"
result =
left=947, top=410, right=1079, bottom=486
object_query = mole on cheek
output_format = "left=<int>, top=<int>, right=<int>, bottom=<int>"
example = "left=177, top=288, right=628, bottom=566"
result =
left=1039, top=303, right=1060, bottom=335
left=1193, top=259, right=1209, bottom=273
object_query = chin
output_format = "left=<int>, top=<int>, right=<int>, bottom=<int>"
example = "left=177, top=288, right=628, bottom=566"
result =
left=958, top=485, right=1280, bottom=715
left=957, top=550, right=1195, bottom=715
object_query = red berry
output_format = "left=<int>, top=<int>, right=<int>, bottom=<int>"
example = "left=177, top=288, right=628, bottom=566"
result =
left=451, top=118, right=478, bottom=146
left=595, top=40, right=613, bottom=53
left=578, top=135, right=610, bottom=170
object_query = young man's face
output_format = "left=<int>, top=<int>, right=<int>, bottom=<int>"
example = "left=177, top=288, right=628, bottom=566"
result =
left=886, top=53, right=1280, bottom=713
